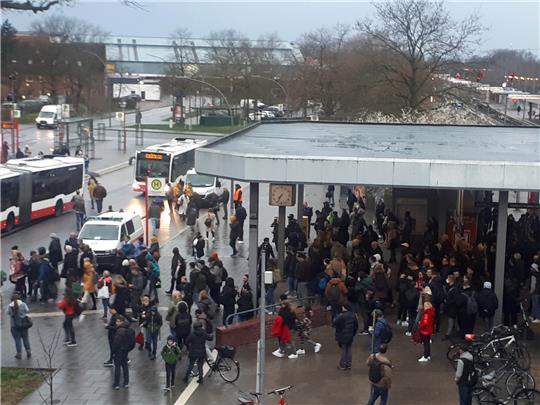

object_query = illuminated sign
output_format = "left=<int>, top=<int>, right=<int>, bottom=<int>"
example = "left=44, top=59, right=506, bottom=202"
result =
left=144, top=153, right=164, bottom=160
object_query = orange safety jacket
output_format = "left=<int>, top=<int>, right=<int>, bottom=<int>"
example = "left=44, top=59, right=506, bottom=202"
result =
left=233, top=187, right=243, bottom=203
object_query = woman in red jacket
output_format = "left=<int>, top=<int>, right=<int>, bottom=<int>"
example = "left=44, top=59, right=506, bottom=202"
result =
left=418, top=301, right=435, bottom=362
left=58, top=295, right=78, bottom=347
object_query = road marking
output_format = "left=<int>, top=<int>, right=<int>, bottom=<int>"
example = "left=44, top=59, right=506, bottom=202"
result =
left=174, top=350, right=216, bottom=405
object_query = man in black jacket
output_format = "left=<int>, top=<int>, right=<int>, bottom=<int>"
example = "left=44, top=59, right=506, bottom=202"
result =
left=235, top=203, right=247, bottom=242
left=333, top=304, right=359, bottom=370
left=427, top=268, right=445, bottom=333
left=220, top=187, right=230, bottom=220
left=112, top=315, right=134, bottom=389
left=443, top=274, right=460, bottom=341
left=166, top=248, right=185, bottom=294
left=476, top=281, right=498, bottom=332
left=183, top=321, right=212, bottom=384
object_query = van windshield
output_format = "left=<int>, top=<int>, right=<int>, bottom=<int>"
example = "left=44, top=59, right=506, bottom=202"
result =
left=39, top=112, right=55, bottom=118
left=186, top=174, right=215, bottom=187
left=79, top=224, right=119, bottom=240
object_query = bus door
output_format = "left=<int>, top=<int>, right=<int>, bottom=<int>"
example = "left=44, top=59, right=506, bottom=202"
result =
left=18, top=172, right=32, bottom=225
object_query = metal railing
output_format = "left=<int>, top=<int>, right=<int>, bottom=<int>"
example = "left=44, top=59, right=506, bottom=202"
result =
left=224, top=295, right=317, bottom=327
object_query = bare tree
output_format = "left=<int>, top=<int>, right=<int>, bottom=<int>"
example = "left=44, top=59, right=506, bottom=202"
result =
left=30, top=14, right=109, bottom=43
left=35, top=328, right=64, bottom=405
left=358, top=0, right=483, bottom=111
left=2, top=0, right=141, bottom=13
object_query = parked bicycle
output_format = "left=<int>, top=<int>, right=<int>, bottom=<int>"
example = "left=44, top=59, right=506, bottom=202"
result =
left=238, top=385, right=294, bottom=405
left=191, top=346, right=240, bottom=383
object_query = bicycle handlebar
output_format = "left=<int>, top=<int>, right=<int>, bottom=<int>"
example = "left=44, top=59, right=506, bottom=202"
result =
left=268, top=385, right=293, bottom=395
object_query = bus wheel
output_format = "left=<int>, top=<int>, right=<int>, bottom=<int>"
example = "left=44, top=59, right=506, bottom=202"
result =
left=6, top=213, right=15, bottom=232
left=54, top=201, right=63, bottom=217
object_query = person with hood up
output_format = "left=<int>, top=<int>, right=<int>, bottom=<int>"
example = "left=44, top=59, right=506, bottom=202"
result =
left=161, top=335, right=182, bottom=391
left=174, top=301, right=192, bottom=350
left=183, top=320, right=212, bottom=384
left=325, top=273, right=348, bottom=320
left=476, top=281, right=498, bottom=332
left=142, top=306, right=162, bottom=360
left=82, top=260, right=97, bottom=310
left=333, top=303, right=359, bottom=370
left=48, top=233, right=63, bottom=270
left=220, top=277, right=237, bottom=325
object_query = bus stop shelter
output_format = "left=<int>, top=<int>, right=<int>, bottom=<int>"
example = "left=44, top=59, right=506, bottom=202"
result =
left=195, top=121, right=540, bottom=324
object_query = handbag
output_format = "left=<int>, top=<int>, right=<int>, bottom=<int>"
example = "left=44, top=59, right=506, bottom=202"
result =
left=15, top=315, right=33, bottom=330
left=155, top=278, right=162, bottom=289
left=135, top=331, right=144, bottom=346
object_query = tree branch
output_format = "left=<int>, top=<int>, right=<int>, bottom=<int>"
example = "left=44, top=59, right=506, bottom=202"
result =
left=1, top=0, right=60, bottom=13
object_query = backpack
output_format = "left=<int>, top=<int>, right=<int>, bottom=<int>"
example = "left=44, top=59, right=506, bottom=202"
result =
left=206, top=301, right=217, bottom=319
left=210, top=266, right=223, bottom=284
left=126, top=327, right=136, bottom=352
left=459, top=358, right=478, bottom=387
left=369, top=357, right=389, bottom=384
left=318, top=276, right=329, bottom=291
left=204, top=217, right=212, bottom=227
left=374, top=272, right=388, bottom=291
left=464, top=292, right=478, bottom=316
left=328, top=283, right=341, bottom=304
left=379, top=320, right=393, bottom=344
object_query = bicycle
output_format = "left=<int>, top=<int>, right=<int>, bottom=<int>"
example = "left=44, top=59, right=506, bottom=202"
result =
left=238, top=385, right=294, bottom=405
left=191, top=346, right=240, bottom=383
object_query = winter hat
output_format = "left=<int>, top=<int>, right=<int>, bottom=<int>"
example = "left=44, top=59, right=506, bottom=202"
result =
left=531, top=263, right=539, bottom=272
left=50, top=233, right=57, bottom=238
left=167, top=335, right=175, bottom=342
left=483, top=281, right=492, bottom=289
left=122, top=259, right=129, bottom=267
left=65, top=245, right=73, bottom=253
left=422, top=286, right=433, bottom=296
left=373, top=253, right=382, bottom=262
left=38, top=247, right=46, bottom=255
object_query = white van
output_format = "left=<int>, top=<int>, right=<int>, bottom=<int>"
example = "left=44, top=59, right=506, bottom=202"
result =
left=184, top=169, right=218, bottom=197
left=78, top=211, right=143, bottom=268
left=35, top=105, right=61, bottom=129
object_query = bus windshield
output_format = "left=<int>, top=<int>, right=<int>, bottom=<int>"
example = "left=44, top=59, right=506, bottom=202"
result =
left=135, top=153, right=170, bottom=181
left=186, top=173, right=215, bottom=187
left=79, top=224, right=119, bottom=240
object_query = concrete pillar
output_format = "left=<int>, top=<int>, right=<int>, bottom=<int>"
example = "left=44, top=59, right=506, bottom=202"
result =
left=277, top=205, right=286, bottom=275
left=248, top=182, right=259, bottom=306
left=494, top=191, right=508, bottom=325
left=297, top=184, right=304, bottom=222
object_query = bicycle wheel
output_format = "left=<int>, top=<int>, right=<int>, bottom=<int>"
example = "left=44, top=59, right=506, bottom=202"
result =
left=509, top=343, right=531, bottom=370
left=472, top=387, right=497, bottom=404
left=217, top=357, right=240, bottom=383
left=506, top=371, right=535, bottom=396
left=512, top=388, right=540, bottom=403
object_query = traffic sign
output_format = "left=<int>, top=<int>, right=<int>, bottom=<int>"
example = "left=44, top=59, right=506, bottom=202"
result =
left=147, top=177, right=166, bottom=196
left=116, top=112, right=124, bottom=121
left=12, top=110, right=21, bottom=119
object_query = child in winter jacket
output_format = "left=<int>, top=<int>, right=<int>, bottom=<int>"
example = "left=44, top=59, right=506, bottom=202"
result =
left=161, top=335, right=182, bottom=391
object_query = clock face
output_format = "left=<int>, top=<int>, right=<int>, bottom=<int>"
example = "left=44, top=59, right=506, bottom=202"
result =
left=270, top=184, right=294, bottom=206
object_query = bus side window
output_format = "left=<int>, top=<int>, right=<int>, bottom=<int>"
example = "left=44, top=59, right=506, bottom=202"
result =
left=171, top=154, right=184, bottom=182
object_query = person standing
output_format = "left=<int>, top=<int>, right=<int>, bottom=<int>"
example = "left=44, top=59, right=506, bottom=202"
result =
left=71, top=190, right=86, bottom=231
left=418, top=301, right=435, bottom=362
left=97, top=271, right=113, bottom=319
left=229, top=216, right=241, bottom=257
left=235, top=202, right=247, bottom=243
left=174, top=301, right=192, bottom=350
left=92, top=181, right=107, bottom=214
left=233, top=184, right=243, bottom=210
left=166, top=248, right=185, bottom=295
left=148, top=199, right=163, bottom=237
left=295, top=305, right=321, bottom=355
left=146, top=249, right=161, bottom=304
left=220, top=277, right=237, bottom=325
left=455, top=348, right=476, bottom=405
left=87, top=177, right=97, bottom=210
left=112, top=315, right=134, bottom=390
left=303, top=202, right=313, bottom=238
left=476, top=281, right=499, bottom=331
left=366, top=344, right=392, bottom=405
left=161, top=335, right=182, bottom=391
left=220, top=187, right=230, bottom=220
left=57, top=294, right=78, bottom=347
left=7, top=293, right=32, bottom=359
left=443, top=274, right=460, bottom=340
left=48, top=233, right=63, bottom=270
left=104, top=306, right=119, bottom=367
left=82, top=260, right=97, bottom=310
left=166, top=290, right=183, bottom=339
left=333, top=303, right=358, bottom=370
left=2, top=140, right=10, bottom=163
left=143, top=306, right=162, bottom=360
left=183, top=320, right=212, bottom=384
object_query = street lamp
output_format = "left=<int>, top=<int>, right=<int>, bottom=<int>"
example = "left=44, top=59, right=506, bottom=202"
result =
left=252, top=75, right=290, bottom=116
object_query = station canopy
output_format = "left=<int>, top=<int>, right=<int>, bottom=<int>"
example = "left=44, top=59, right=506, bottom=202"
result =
left=195, top=121, right=540, bottom=191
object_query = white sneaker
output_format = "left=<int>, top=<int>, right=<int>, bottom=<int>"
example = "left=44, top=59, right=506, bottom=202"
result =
left=296, top=349, right=306, bottom=355
left=288, top=354, right=298, bottom=359
left=272, top=349, right=284, bottom=358
left=405, top=332, right=412, bottom=337
left=314, top=343, right=322, bottom=353
left=418, top=356, right=430, bottom=363
left=402, top=321, right=409, bottom=327
left=238, top=240, right=244, bottom=244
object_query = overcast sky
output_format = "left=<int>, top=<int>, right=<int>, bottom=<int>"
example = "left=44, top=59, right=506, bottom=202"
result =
left=3, top=0, right=539, bottom=56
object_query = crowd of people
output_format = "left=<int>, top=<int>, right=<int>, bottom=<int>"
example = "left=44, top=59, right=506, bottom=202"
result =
left=5, top=182, right=540, bottom=402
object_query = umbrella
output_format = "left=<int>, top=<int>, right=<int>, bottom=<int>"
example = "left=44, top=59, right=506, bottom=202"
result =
left=87, top=170, right=101, bottom=178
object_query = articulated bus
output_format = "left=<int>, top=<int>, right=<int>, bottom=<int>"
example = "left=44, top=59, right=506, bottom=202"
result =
left=1, top=156, right=84, bottom=231
left=132, top=138, right=207, bottom=196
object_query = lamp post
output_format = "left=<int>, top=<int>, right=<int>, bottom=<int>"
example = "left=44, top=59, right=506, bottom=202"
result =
left=252, top=75, right=290, bottom=116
